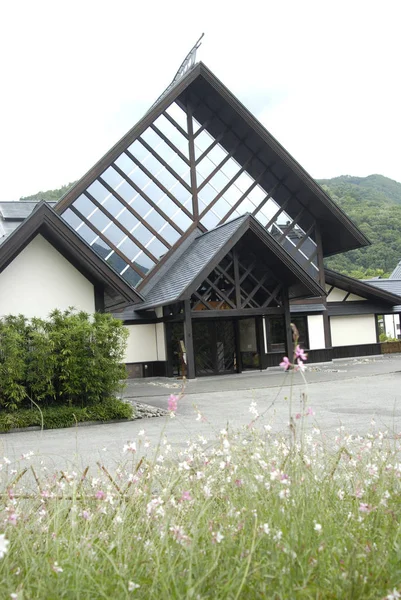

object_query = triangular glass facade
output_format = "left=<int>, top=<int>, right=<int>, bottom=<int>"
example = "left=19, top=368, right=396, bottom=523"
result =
left=59, top=79, right=321, bottom=290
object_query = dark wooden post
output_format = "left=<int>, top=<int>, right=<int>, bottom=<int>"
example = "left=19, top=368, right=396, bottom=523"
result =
left=183, top=299, right=196, bottom=379
left=323, top=311, right=332, bottom=348
left=233, top=248, right=241, bottom=309
left=186, top=98, right=199, bottom=220
left=282, top=289, right=294, bottom=361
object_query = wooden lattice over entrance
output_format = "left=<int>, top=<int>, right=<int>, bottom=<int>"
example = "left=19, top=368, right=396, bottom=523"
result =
left=191, top=247, right=283, bottom=312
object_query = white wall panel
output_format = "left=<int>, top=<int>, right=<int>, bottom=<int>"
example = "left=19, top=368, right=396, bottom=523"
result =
left=307, top=315, right=325, bottom=349
left=0, top=234, right=95, bottom=319
left=330, top=315, right=377, bottom=347
left=124, top=324, right=158, bottom=362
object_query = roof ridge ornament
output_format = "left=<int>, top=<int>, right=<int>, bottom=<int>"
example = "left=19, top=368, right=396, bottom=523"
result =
left=148, top=33, right=204, bottom=111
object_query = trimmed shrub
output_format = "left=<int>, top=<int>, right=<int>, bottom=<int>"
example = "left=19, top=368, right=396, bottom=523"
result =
left=0, top=309, right=129, bottom=410
left=0, top=397, right=133, bottom=431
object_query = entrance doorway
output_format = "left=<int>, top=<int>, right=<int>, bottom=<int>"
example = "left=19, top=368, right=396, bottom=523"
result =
left=239, top=318, right=261, bottom=370
left=193, top=320, right=236, bottom=376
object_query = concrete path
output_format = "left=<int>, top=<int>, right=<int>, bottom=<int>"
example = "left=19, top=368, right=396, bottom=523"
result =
left=1, top=354, right=401, bottom=474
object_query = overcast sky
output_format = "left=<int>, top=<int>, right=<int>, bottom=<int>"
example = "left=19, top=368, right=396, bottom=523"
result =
left=0, top=0, right=400, bottom=202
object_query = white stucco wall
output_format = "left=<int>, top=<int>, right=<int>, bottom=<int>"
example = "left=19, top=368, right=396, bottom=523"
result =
left=0, top=234, right=95, bottom=319
left=307, top=315, right=325, bottom=349
left=326, top=284, right=367, bottom=303
left=330, top=315, right=377, bottom=347
left=124, top=324, right=157, bottom=362
left=156, top=323, right=166, bottom=360
left=124, top=320, right=166, bottom=363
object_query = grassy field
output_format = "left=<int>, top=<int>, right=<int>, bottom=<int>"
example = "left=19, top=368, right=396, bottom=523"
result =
left=0, top=398, right=401, bottom=599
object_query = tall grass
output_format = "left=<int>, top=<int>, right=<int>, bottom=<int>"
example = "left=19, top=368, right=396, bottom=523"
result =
left=0, top=410, right=401, bottom=599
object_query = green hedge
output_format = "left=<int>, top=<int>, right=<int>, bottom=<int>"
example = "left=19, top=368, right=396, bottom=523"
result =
left=0, top=310, right=129, bottom=410
left=0, top=397, right=133, bottom=432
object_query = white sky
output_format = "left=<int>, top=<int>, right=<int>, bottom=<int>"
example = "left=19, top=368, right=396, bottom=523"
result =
left=0, top=0, right=400, bottom=202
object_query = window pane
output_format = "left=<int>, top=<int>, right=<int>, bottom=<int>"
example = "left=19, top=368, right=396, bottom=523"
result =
left=62, top=208, right=82, bottom=230
left=73, top=195, right=95, bottom=218
left=118, top=237, right=142, bottom=260
left=153, top=114, right=189, bottom=157
left=165, top=102, right=188, bottom=132
left=102, top=166, right=124, bottom=190
left=200, top=211, right=220, bottom=229
left=131, top=223, right=153, bottom=247
left=122, top=267, right=142, bottom=287
left=115, top=209, right=139, bottom=231
left=133, top=251, right=155, bottom=273
left=92, top=238, right=112, bottom=259
left=88, top=208, right=110, bottom=232
left=102, top=222, right=126, bottom=246
left=102, top=195, right=126, bottom=218
left=106, top=252, right=128, bottom=274
left=159, top=223, right=180, bottom=245
left=87, top=180, right=110, bottom=203
left=146, top=237, right=168, bottom=259
left=142, top=209, right=165, bottom=231
left=76, top=222, right=97, bottom=245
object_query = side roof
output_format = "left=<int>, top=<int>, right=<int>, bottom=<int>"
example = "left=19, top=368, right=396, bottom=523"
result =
left=55, top=61, right=369, bottom=258
left=0, top=201, right=57, bottom=220
left=326, top=269, right=401, bottom=305
left=0, top=202, right=143, bottom=310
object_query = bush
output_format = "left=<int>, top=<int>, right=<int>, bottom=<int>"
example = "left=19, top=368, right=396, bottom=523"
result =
left=0, top=397, right=133, bottom=431
left=379, top=332, right=398, bottom=342
left=0, top=310, right=129, bottom=410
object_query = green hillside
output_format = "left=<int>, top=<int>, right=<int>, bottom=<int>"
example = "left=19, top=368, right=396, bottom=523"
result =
left=20, top=183, right=76, bottom=203
left=19, top=174, right=401, bottom=279
left=318, top=175, right=401, bottom=278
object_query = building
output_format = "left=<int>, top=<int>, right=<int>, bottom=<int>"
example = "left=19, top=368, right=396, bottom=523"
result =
left=364, top=262, right=401, bottom=339
left=1, top=57, right=400, bottom=378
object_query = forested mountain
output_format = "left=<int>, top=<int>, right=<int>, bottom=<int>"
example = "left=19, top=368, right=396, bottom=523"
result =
left=20, top=183, right=76, bottom=203
left=18, top=174, right=401, bottom=279
left=318, top=175, right=401, bottom=278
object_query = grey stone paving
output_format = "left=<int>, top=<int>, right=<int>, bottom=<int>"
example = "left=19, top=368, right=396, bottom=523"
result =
left=1, top=354, right=401, bottom=474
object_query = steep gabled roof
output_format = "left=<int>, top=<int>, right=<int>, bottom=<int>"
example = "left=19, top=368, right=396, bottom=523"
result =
left=132, top=214, right=325, bottom=310
left=55, top=62, right=369, bottom=259
left=0, top=202, right=143, bottom=310
left=325, top=269, right=401, bottom=305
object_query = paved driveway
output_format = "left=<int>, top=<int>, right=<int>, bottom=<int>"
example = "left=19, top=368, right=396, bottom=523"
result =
left=1, top=355, right=401, bottom=474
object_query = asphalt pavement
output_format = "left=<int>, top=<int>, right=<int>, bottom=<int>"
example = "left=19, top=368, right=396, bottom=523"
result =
left=1, top=354, right=400, bottom=475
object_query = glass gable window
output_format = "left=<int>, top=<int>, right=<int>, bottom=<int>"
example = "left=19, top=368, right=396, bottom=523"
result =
left=59, top=96, right=321, bottom=291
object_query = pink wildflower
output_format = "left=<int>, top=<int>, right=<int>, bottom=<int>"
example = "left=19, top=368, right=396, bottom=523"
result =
left=181, top=491, right=192, bottom=502
left=168, top=394, right=178, bottom=412
left=279, top=356, right=291, bottom=370
left=295, top=345, right=308, bottom=361
left=296, top=358, right=305, bottom=372
left=306, top=407, right=315, bottom=416
left=95, top=490, right=105, bottom=500
left=295, top=413, right=302, bottom=420
left=359, top=503, right=372, bottom=513
left=8, top=513, right=17, bottom=526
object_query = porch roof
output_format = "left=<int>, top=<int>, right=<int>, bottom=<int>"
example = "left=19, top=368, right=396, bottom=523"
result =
left=131, top=213, right=325, bottom=311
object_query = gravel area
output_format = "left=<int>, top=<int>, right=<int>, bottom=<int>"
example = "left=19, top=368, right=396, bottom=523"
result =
left=124, top=398, right=168, bottom=419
